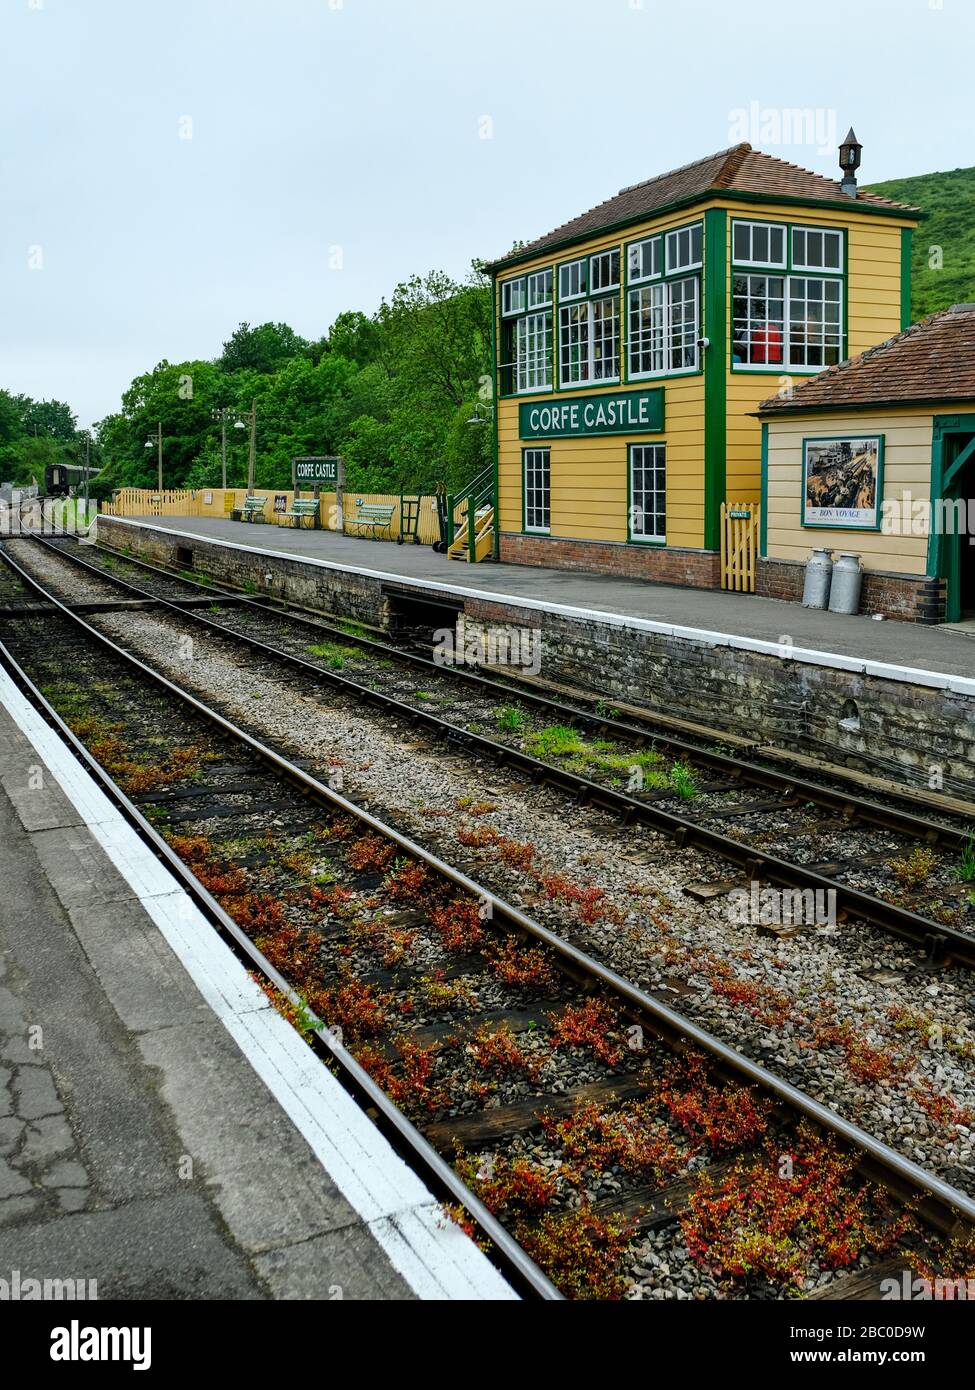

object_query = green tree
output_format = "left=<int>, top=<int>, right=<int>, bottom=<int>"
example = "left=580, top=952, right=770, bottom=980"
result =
left=220, top=322, right=308, bottom=375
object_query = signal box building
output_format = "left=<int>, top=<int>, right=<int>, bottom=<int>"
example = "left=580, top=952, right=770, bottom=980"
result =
left=486, top=138, right=920, bottom=589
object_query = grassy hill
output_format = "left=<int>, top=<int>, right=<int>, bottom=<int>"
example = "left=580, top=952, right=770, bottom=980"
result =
left=864, top=166, right=975, bottom=319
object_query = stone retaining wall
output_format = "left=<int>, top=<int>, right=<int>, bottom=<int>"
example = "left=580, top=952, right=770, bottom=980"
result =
left=96, top=517, right=975, bottom=792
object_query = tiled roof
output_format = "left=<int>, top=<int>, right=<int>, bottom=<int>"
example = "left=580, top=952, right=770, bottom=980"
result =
left=488, top=144, right=920, bottom=269
left=758, top=305, right=975, bottom=414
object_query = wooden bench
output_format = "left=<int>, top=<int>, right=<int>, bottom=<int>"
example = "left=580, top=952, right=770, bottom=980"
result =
left=240, top=496, right=268, bottom=523
left=346, top=502, right=395, bottom=539
left=282, top=497, right=319, bottom=529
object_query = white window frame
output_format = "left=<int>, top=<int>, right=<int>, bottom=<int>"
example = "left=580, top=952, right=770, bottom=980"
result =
left=558, top=301, right=590, bottom=387
left=791, top=226, right=843, bottom=272
left=501, top=278, right=525, bottom=317
left=627, top=275, right=699, bottom=380
left=665, top=221, right=703, bottom=275
left=786, top=275, right=843, bottom=369
left=589, top=249, right=620, bottom=293
left=523, top=447, right=551, bottom=534
left=559, top=295, right=620, bottom=388
left=732, top=272, right=844, bottom=371
left=516, top=312, right=552, bottom=393
left=629, top=443, right=666, bottom=544
left=558, top=258, right=587, bottom=301
left=627, top=235, right=662, bottom=284
left=526, top=268, right=553, bottom=309
left=731, top=219, right=787, bottom=269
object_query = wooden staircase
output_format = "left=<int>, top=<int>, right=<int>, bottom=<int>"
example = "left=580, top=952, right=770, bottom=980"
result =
left=447, top=467, right=495, bottom=562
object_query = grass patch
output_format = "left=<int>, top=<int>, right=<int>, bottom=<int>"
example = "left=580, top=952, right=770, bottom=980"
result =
left=669, top=760, right=697, bottom=800
left=958, top=832, right=975, bottom=883
left=525, top=725, right=583, bottom=759
left=306, top=640, right=354, bottom=670
left=495, top=705, right=526, bottom=733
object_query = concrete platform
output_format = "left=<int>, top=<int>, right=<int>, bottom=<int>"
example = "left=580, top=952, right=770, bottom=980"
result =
left=0, top=668, right=515, bottom=1301
left=124, top=515, right=975, bottom=685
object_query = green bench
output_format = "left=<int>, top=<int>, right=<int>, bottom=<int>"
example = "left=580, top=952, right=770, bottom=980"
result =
left=346, top=502, right=395, bottom=540
left=283, top=497, right=319, bottom=529
left=241, top=495, right=268, bottom=523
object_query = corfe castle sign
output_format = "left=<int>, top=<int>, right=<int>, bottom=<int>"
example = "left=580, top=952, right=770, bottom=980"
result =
left=519, top=387, right=664, bottom=440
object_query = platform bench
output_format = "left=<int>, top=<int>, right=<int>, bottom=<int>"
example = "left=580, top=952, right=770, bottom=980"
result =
left=282, top=497, right=319, bottom=529
left=346, top=502, right=395, bottom=540
left=241, top=495, right=268, bottom=523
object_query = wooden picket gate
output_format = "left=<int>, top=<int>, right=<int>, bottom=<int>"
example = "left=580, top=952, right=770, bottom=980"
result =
left=720, top=501, right=761, bottom=592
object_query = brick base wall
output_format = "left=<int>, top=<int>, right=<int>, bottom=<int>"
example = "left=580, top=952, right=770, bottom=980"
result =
left=500, top=533, right=721, bottom=588
left=756, top=558, right=946, bottom=624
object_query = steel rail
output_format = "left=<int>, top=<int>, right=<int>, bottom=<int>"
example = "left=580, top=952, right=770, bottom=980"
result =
left=40, top=532, right=975, bottom=846
left=0, top=597, right=559, bottom=1302
left=15, top=536, right=975, bottom=968
left=2, top=545, right=974, bottom=1242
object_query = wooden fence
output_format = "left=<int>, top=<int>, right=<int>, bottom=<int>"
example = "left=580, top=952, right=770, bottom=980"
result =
left=102, top=488, right=204, bottom=518
left=720, top=501, right=761, bottom=593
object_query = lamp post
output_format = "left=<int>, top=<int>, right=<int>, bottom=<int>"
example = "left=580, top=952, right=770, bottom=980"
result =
left=144, top=421, right=163, bottom=491
left=210, top=407, right=235, bottom=489
left=234, top=401, right=258, bottom=495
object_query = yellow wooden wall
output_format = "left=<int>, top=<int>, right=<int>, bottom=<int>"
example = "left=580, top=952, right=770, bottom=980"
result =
left=723, top=202, right=909, bottom=505
left=764, top=408, right=935, bottom=575
left=496, top=201, right=716, bottom=549
left=496, top=195, right=915, bottom=552
left=498, top=377, right=705, bottom=546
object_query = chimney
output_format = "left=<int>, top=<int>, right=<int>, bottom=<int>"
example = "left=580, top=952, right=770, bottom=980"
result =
left=839, top=128, right=862, bottom=198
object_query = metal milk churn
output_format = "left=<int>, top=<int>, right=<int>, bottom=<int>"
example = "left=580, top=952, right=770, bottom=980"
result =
left=802, top=548, right=834, bottom=609
left=828, top=552, right=863, bottom=614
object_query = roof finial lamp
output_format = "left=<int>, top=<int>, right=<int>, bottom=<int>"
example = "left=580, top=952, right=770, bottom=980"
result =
left=839, top=128, right=862, bottom=198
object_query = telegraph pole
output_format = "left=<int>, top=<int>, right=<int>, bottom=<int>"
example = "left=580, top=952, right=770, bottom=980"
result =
left=247, top=400, right=257, bottom=496
left=234, top=401, right=258, bottom=496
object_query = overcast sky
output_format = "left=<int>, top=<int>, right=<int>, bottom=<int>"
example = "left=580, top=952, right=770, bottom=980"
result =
left=2, top=0, right=972, bottom=429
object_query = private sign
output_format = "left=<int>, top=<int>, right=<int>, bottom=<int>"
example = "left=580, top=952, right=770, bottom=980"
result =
left=519, top=387, right=664, bottom=440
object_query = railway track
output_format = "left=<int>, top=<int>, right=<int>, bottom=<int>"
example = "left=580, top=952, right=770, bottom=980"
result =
left=2, top=541, right=975, bottom=1300
left=12, top=534, right=975, bottom=973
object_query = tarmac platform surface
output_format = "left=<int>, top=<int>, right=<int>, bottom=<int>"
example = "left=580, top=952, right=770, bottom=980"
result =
left=132, top=516, right=975, bottom=683
left=0, top=669, right=514, bottom=1301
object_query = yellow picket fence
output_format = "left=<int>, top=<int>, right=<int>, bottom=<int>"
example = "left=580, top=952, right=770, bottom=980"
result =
left=720, top=500, right=761, bottom=592
left=102, top=488, right=204, bottom=518
left=100, top=486, right=445, bottom=542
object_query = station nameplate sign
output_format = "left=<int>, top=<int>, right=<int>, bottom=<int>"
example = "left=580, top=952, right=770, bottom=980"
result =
left=293, top=456, right=341, bottom=484
left=519, top=388, right=664, bottom=440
